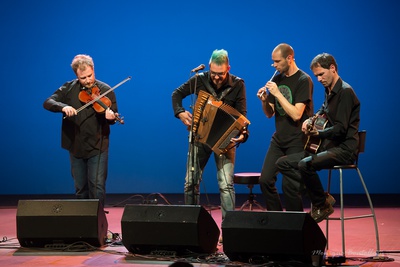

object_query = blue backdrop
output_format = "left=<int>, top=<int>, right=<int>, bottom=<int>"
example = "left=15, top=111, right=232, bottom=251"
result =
left=1, top=0, right=399, bottom=196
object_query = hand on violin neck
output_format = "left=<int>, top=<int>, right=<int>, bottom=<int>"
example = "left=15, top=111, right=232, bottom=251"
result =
left=62, top=106, right=77, bottom=117
left=105, top=108, right=116, bottom=121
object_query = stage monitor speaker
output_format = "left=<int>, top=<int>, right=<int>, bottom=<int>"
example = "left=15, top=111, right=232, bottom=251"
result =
left=121, top=204, right=220, bottom=255
left=222, top=211, right=326, bottom=263
left=16, top=199, right=108, bottom=248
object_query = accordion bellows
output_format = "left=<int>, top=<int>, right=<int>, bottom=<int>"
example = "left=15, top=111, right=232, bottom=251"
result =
left=192, top=91, right=250, bottom=155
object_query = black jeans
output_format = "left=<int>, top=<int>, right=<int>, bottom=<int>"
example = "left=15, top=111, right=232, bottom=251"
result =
left=276, top=147, right=356, bottom=207
left=259, top=139, right=305, bottom=211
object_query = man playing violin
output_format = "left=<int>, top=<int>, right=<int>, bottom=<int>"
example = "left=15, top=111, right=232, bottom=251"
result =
left=43, top=54, right=120, bottom=207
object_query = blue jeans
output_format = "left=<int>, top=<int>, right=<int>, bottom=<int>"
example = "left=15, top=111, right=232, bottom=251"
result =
left=184, top=142, right=235, bottom=219
left=69, top=150, right=108, bottom=207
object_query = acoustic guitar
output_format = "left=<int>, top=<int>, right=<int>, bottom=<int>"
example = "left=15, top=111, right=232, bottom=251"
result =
left=304, top=114, right=328, bottom=154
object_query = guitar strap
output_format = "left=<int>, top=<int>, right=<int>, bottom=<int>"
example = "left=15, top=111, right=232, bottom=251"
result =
left=317, top=99, right=334, bottom=151
left=321, top=97, right=333, bottom=127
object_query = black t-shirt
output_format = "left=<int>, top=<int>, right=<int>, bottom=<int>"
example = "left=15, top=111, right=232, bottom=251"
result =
left=268, top=69, right=313, bottom=147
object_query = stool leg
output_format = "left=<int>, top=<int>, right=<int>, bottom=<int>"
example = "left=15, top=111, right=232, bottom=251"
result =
left=248, top=187, right=254, bottom=211
left=326, top=169, right=332, bottom=251
left=239, top=184, right=264, bottom=211
left=253, top=201, right=265, bottom=210
left=357, top=167, right=381, bottom=254
left=339, top=168, right=345, bottom=257
left=240, top=200, right=250, bottom=210
left=248, top=186, right=264, bottom=210
left=239, top=185, right=252, bottom=210
left=326, top=167, right=380, bottom=257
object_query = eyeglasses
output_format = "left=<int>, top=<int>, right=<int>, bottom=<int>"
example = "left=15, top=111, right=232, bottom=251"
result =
left=210, top=71, right=227, bottom=77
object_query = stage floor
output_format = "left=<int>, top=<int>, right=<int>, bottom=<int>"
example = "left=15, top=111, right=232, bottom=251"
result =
left=0, top=194, right=399, bottom=267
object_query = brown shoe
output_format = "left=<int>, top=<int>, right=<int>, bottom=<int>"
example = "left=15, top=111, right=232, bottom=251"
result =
left=325, top=193, right=336, bottom=206
left=311, top=201, right=334, bottom=223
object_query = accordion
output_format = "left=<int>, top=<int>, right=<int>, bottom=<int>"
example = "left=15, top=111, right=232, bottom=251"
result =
left=192, top=91, right=250, bottom=155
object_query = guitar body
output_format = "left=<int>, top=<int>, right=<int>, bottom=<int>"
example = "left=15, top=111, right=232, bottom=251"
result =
left=304, top=114, right=328, bottom=154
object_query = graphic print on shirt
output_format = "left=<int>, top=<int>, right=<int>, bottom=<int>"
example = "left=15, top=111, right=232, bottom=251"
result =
left=275, top=85, right=293, bottom=116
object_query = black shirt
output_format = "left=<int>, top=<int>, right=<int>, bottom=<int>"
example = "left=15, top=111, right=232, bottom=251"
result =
left=318, top=78, right=360, bottom=153
left=43, top=79, right=118, bottom=158
left=171, top=71, right=247, bottom=117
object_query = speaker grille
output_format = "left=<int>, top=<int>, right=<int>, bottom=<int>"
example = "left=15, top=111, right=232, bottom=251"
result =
left=121, top=204, right=220, bottom=255
left=16, top=199, right=108, bottom=248
left=222, top=211, right=326, bottom=263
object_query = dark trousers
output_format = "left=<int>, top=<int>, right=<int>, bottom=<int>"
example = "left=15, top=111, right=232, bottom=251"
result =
left=259, top=139, right=305, bottom=211
left=276, top=147, right=356, bottom=207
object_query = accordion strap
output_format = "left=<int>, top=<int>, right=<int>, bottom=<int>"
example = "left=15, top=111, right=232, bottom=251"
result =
left=198, top=73, right=232, bottom=101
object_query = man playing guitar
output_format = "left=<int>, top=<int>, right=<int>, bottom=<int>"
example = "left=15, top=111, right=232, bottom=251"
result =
left=276, top=53, right=361, bottom=223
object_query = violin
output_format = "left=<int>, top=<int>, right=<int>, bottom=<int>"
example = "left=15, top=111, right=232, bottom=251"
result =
left=64, top=76, right=131, bottom=123
left=79, top=86, right=124, bottom=124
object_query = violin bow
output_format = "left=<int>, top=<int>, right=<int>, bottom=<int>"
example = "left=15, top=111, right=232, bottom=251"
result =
left=75, top=76, right=132, bottom=114
left=63, top=76, right=131, bottom=119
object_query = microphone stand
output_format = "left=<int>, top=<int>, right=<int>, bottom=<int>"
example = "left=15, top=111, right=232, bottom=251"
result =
left=187, top=69, right=201, bottom=206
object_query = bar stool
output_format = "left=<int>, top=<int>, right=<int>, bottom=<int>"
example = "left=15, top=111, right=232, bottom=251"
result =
left=233, top=172, right=264, bottom=211
left=325, top=130, right=380, bottom=257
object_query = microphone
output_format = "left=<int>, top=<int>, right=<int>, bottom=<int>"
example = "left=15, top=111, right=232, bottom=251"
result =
left=191, top=64, right=205, bottom=73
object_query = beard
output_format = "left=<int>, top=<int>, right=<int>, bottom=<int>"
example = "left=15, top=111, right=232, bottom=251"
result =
left=212, top=77, right=226, bottom=89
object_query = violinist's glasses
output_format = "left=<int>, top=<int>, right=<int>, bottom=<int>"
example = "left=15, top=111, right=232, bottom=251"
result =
left=210, top=71, right=227, bottom=77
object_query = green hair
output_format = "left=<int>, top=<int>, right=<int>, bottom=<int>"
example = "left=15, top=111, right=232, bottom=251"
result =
left=209, top=49, right=229, bottom=65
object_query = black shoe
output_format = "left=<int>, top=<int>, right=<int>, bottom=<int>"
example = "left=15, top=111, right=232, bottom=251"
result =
left=311, top=201, right=334, bottom=223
